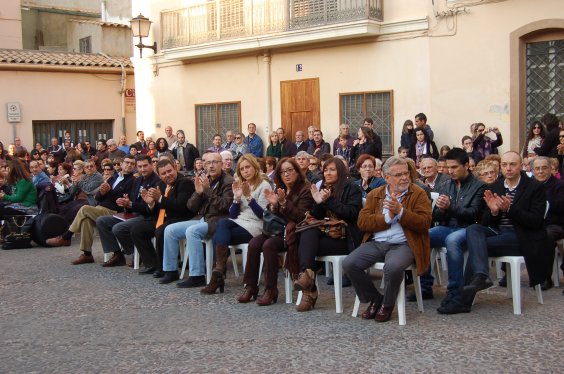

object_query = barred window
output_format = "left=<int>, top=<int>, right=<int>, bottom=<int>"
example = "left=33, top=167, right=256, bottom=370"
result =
left=340, top=91, right=393, bottom=156
left=79, top=36, right=91, bottom=53
left=195, top=102, right=241, bottom=153
left=526, top=40, right=564, bottom=128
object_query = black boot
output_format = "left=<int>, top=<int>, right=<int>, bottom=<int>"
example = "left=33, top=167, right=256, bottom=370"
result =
left=159, top=271, right=179, bottom=284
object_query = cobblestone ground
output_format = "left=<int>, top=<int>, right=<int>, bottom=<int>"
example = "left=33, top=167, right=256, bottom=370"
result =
left=1, top=240, right=563, bottom=373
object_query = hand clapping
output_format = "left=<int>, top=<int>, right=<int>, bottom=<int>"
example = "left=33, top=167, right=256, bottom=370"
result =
left=311, top=184, right=331, bottom=204
left=383, top=194, right=401, bottom=219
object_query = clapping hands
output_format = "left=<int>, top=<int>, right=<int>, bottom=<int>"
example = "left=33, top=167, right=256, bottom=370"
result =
left=310, top=184, right=331, bottom=204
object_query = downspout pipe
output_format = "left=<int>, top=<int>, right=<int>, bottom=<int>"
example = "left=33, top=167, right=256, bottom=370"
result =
left=263, top=51, right=272, bottom=135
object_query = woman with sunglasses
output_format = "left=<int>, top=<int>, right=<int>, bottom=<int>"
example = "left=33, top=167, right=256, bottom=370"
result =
left=522, top=121, right=546, bottom=160
left=231, top=133, right=248, bottom=166
left=101, top=161, right=115, bottom=181
left=471, top=122, right=503, bottom=163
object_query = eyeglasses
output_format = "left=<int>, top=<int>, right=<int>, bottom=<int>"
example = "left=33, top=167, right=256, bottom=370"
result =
left=84, top=165, right=94, bottom=169
left=204, top=160, right=222, bottom=166
left=235, top=136, right=242, bottom=139
left=479, top=170, right=497, bottom=176
left=280, top=168, right=295, bottom=175
left=388, top=171, right=410, bottom=178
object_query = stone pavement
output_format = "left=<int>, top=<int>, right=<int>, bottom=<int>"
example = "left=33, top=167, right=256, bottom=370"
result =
left=1, top=240, right=563, bottom=373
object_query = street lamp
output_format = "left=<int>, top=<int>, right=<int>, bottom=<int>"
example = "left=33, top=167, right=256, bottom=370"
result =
left=130, top=13, right=157, bottom=58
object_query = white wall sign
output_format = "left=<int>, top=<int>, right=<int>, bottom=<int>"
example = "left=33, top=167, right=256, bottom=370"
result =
left=7, top=102, right=21, bottom=123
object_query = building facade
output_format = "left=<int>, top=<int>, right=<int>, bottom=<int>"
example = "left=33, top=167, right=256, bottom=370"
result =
left=0, top=0, right=135, bottom=148
left=131, top=0, right=564, bottom=155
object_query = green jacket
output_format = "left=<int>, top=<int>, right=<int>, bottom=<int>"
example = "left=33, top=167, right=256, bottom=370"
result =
left=4, top=179, right=37, bottom=207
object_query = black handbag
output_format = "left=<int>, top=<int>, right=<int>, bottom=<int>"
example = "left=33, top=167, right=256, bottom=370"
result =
left=2, top=215, right=34, bottom=250
left=262, top=209, right=287, bottom=237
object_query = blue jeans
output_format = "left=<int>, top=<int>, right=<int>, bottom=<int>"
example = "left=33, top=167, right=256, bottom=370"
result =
left=465, top=224, right=519, bottom=280
left=212, top=219, right=253, bottom=247
left=162, top=218, right=209, bottom=275
left=420, top=226, right=467, bottom=296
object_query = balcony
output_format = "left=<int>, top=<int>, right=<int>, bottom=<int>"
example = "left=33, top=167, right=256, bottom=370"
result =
left=161, top=0, right=385, bottom=56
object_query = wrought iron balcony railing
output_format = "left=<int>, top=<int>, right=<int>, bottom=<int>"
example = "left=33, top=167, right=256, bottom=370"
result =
left=161, top=0, right=384, bottom=50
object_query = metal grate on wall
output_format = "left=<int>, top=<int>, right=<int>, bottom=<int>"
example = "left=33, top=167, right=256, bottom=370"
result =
left=340, top=91, right=393, bottom=156
left=526, top=40, right=564, bottom=130
left=196, top=102, right=241, bottom=153
left=32, top=120, right=113, bottom=149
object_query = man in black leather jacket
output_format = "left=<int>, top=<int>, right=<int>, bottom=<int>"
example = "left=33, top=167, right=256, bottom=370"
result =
left=426, top=148, right=485, bottom=314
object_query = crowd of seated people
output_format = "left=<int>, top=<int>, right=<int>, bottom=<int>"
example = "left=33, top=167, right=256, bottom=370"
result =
left=2, top=112, right=564, bottom=324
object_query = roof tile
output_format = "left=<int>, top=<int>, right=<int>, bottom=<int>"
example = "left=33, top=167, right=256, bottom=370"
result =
left=0, top=48, right=133, bottom=68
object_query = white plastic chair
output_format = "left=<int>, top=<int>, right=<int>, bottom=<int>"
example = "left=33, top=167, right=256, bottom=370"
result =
left=430, top=247, right=447, bottom=285
left=229, top=243, right=248, bottom=277
left=297, top=255, right=347, bottom=313
left=351, top=263, right=424, bottom=326
left=486, top=256, right=543, bottom=315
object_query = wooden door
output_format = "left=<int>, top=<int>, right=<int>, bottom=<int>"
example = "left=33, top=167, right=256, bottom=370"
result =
left=280, top=78, right=320, bottom=138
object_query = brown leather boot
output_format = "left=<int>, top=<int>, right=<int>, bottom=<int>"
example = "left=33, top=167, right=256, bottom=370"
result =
left=213, top=244, right=230, bottom=274
left=294, top=268, right=315, bottom=291
left=296, top=285, right=318, bottom=312
left=256, top=287, right=279, bottom=306
left=200, top=271, right=225, bottom=294
left=237, top=285, right=259, bottom=303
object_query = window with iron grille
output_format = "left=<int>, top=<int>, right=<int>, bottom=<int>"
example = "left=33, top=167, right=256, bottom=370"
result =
left=526, top=39, right=564, bottom=129
left=340, top=91, right=393, bottom=156
left=195, top=102, right=241, bottom=153
left=79, top=36, right=92, bottom=53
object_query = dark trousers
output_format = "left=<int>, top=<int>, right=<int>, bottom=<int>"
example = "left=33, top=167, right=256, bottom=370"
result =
left=343, top=241, right=414, bottom=308
left=465, top=225, right=519, bottom=282
left=546, top=224, right=564, bottom=244
left=212, top=219, right=253, bottom=247
left=97, top=215, right=145, bottom=255
left=243, top=234, right=285, bottom=289
left=131, top=217, right=185, bottom=270
left=297, top=227, right=348, bottom=271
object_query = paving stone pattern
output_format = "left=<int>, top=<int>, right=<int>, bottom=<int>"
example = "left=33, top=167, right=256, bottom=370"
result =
left=1, top=240, right=563, bottom=373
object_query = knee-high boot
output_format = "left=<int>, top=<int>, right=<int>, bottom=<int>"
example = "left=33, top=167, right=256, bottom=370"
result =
left=201, top=245, right=228, bottom=295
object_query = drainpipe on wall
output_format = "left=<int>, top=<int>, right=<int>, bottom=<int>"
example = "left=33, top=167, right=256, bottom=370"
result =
left=98, top=52, right=126, bottom=137
left=263, top=51, right=272, bottom=135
